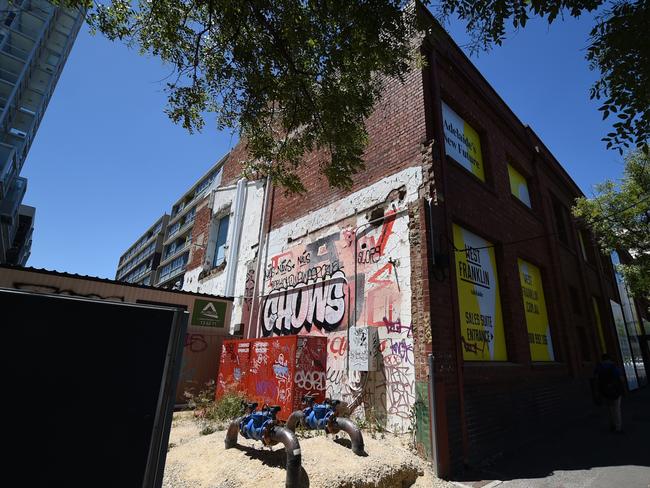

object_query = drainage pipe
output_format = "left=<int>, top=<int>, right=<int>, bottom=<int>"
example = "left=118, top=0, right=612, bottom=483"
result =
left=285, top=410, right=305, bottom=432
left=224, top=417, right=242, bottom=449
left=329, top=417, right=365, bottom=456
left=268, top=426, right=302, bottom=488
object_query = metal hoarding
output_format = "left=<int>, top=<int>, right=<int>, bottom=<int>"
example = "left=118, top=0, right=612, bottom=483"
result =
left=216, top=335, right=327, bottom=421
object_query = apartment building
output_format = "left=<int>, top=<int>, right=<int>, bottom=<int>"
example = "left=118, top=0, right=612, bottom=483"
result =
left=0, top=0, right=83, bottom=264
left=180, top=6, right=648, bottom=476
left=152, top=160, right=224, bottom=289
left=115, top=214, right=169, bottom=286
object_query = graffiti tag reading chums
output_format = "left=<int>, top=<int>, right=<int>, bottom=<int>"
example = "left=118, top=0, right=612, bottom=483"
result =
left=262, top=270, right=346, bottom=336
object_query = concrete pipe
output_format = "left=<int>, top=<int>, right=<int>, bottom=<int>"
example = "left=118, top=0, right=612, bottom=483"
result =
left=329, top=417, right=365, bottom=456
left=269, top=425, right=302, bottom=488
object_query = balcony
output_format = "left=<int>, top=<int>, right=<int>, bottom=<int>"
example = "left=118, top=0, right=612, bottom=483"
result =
left=0, top=142, right=17, bottom=199
left=0, top=65, right=20, bottom=85
left=1, top=41, right=31, bottom=62
left=160, top=240, right=190, bottom=266
left=0, top=176, right=27, bottom=225
left=156, top=253, right=189, bottom=286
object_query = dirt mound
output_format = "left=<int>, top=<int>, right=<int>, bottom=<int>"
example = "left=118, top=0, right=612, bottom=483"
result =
left=164, top=414, right=451, bottom=488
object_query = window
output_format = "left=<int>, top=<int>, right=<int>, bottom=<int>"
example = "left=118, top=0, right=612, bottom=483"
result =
left=552, top=198, right=571, bottom=246
left=578, top=230, right=597, bottom=264
left=568, top=285, right=582, bottom=315
left=4, top=12, right=16, bottom=27
left=576, top=326, right=592, bottom=362
left=441, top=101, right=485, bottom=181
left=507, top=164, right=531, bottom=207
left=212, top=215, right=230, bottom=267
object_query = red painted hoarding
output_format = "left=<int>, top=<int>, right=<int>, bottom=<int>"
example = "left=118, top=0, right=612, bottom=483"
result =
left=216, top=336, right=327, bottom=421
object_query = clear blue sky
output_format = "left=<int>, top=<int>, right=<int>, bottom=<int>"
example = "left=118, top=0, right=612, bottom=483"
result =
left=22, top=10, right=626, bottom=279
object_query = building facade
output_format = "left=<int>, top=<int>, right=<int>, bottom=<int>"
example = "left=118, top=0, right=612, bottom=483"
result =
left=178, top=8, right=649, bottom=476
left=115, top=214, right=169, bottom=286
left=154, top=161, right=224, bottom=289
left=0, top=0, right=83, bottom=264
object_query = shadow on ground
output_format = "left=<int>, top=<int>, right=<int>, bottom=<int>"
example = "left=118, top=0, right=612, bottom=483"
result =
left=233, top=443, right=310, bottom=487
left=455, top=386, right=650, bottom=485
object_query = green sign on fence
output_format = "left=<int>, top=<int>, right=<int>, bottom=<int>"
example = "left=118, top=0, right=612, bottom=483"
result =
left=191, top=299, right=226, bottom=328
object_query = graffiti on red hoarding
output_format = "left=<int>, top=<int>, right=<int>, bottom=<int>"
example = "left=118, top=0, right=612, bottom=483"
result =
left=273, top=353, right=291, bottom=403
left=262, top=270, right=347, bottom=336
left=294, top=370, right=326, bottom=391
left=251, top=350, right=269, bottom=374
left=256, top=379, right=276, bottom=398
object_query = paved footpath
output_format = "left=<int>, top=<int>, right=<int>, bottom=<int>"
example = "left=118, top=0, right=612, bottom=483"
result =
left=454, top=386, right=650, bottom=488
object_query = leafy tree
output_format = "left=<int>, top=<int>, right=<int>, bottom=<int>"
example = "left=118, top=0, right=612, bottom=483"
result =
left=48, top=1, right=647, bottom=192
left=436, top=0, right=649, bottom=156
left=573, top=149, right=650, bottom=301
left=51, top=0, right=420, bottom=192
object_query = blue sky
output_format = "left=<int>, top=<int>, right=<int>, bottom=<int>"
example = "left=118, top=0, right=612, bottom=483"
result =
left=22, top=10, right=626, bottom=279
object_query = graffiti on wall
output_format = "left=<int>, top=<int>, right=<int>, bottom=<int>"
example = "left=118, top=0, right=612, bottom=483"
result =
left=13, top=282, right=126, bottom=302
left=259, top=207, right=415, bottom=429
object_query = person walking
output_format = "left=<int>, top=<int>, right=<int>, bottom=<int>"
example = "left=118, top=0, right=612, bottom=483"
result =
left=594, top=353, right=625, bottom=433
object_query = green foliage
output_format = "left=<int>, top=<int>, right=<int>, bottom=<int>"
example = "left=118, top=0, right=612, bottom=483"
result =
left=56, top=0, right=420, bottom=193
left=355, top=405, right=387, bottom=438
left=53, top=0, right=647, bottom=189
left=184, top=380, right=245, bottom=426
left=573, top=149, right=650, bottom=301
left=436, top=0, right=649, bottom=156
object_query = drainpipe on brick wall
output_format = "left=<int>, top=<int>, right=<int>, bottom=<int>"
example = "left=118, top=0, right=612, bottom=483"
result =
left=247, top=176, right=271, bottom=339
left=224, top=178, right=248, bottom=297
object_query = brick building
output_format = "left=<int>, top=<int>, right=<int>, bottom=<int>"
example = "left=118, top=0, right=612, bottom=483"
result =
left=180, top=7, right=648, bottom=476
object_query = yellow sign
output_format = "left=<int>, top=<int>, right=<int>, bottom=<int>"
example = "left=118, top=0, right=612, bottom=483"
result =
left=454, top=224, right=506, bottom=361
left=442, top=102, right=485, bottom=181
left=507, top=164, right=531, bottom=207
left=592, top=297, right=607, bottom=354
left=518, top=259, right=554, bottom=361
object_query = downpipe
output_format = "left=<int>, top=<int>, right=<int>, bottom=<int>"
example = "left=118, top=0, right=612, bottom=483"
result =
left=328, top=417, right=365, bottom=456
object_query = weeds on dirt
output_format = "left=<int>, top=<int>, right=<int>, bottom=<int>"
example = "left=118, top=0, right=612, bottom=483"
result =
left=184, top=381, right=245, bottom=433
left=355, top=405, right=387, bottom=439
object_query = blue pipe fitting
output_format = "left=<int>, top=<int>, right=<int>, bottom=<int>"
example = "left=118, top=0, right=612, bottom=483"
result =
left=303, top=403, right=335, bottom=430
left=238, top=403, right=281, bottom=445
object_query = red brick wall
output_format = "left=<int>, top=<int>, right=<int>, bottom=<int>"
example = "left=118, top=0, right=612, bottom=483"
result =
left=187, top=199, right=212, bottom=270
left=424, top=22, right=620, bottom=471
left=211, top=14, right=622, bottom=475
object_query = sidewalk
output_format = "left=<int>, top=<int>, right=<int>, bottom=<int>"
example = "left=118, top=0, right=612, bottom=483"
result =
left=454, top=386, right=650, bottom=488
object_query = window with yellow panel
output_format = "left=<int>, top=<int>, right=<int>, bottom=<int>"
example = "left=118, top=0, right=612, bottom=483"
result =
left=507, top=163, right=531, bottom=208
left=442, top=101, right=485, bottom=182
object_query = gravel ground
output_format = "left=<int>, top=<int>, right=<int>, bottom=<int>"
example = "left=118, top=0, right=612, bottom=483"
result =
left=164, top=412, right=453, bottom=488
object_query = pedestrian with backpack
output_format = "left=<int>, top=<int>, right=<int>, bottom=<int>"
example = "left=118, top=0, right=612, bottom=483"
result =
left=594, top=353, right=626, bottom=433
